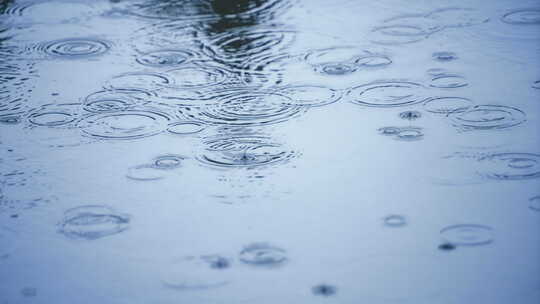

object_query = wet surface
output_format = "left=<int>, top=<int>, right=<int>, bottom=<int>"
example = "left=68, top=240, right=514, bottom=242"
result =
left=0, top=0, right=539, bottom=303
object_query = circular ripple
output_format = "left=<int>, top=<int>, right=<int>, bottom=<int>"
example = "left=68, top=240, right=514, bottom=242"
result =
left=136, top=49, right=194, bottom=67
left=502, top=8, right=540, bottom=25
left=347, top=81, right=429, bottom=107
left=449, top=105, right=526, bottom=130
left=152, top=154, right=186, bottom=170
left=529, top=196, right=540, bottom=211
left=83, top=89, right=155, bottom=113
left=105, top=72, right=173, bottom=91
left=440, top=224, right=493, bottom=246
left=532, top=80, right=540, bottom=89
left=239, top=243, right=287, bottom=266
left=433, top=51, right=458, bottom=62
left=162, top=255, right=232, bottom=291
left=27, top=103, right=81, bottom=127
left=371, top=25, right=432, bottom=45
left=166, top=66, right=227, bottom=88
left=38, top=38, right=110, bottom=58
left=274, top=85, right=342, bottom=107
left=315, top=62, right=357, bottom=76
left=383, top=215, right=407, bottom=227
left=430, top=74, right=468, bottom=88
left=477, top=153, right=540, bottom=180
left=126, top=164, right=166, bottom=181
left=167, top=121, right=206, bottom=135
left=79, top=110, right=172, bottom=140
left=423, top=97, right=473, bottom=114
left=378, top=126, right=402, bottom=136
left=58, top=205, right=130, bottom=240
left=184, top=92, right=304, bottom=126
left=396, top=127, right=424, bottom=141
left=198, top=136, right=296, bottom=168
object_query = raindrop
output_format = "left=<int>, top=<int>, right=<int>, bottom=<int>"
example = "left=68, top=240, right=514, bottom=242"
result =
left=79, top=110, right=173, bottom=140
left=423, top=97, right=473, bottom=114
left=152, top=154, right=186, bottom=170
left=136, top=49, right=193, bottom=67
left=399, top=110, right=422, bottom=120
left=58, top=205, right=130, bottom=240
left=440, top=224, right=494, bottom=246
left=501, top=8, right=540, bottom=25
left=167, top=121, right=206, bottom=135
left=383, top=215, right=407, bottom=227
left=35, top=38, right=111, bottom=58
left=274, top=85, right=342, bottom=107
left=239, top=243, right=287, bottom=267
left=432, top=51, right=458, bottom=62
left=449, top=105, right=526, bottom=130
left=529, top=196, right=540, bottom=211
left=312, top=284, right=337, bottom=297
left=430, top=74, right=468, bottom=88
left=477, top=153, right=540, bottom=180
left=347, top=81, right=429, bottom=107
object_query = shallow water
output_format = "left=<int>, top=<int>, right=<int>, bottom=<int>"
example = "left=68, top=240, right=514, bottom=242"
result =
left=0, top=0, right=539, bottom=303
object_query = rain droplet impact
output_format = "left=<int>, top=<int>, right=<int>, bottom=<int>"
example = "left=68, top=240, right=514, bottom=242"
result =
left=152, top=154, right=186, bottom=170
left=37, top=38, right=111, bottom=58
left=383, top=215, right=407, bottom=227
left=423, top=97, right=473, bottom=114
left=449, top=105, right=526, bottom=130
left=440, top=224, right=494, bottom=246
left=167, top=121, right=206, bottom=135
left=239, top=243, right=287, bottom=267
left=529, top=196, right=540, bottom=211
left=380, top=127, right=424, bottom=141
left=378, top=126, right=402, bottom=136
left=58, top=205, right=130, bottom=240
left=275, top=85, right=342, bottom=107
left=27, top=103, right=81, bottom=127
left=83, top=89, right=155, bottom=113
left=438, top=243, right=457, bottom=251
left=162, top=255, right=232, bottom=291
left=126, top=164, right=166, bottom=181
left=166, top=66, right=228, bottom=88
left=317, top=62, right=357, bottom=76
left=477, top=153, right=540, bottom=180
left=79, top=110, right=173, bottom=140
left=198, top=136, right=296, bottom=168
left=430, top=74, right=468, bottom=88
left=347, top=81, right=428, bottom=107
left=399, top=110, right=422, bottom=120
left=312, top=284, right=337, bottom=297
left=501, top=8, right=540, bottom=25
left=105, top=72, right=172, bottom=91
left=433, top=51, right=458, bottom=62
left=136, top=49, right=193, bottom=67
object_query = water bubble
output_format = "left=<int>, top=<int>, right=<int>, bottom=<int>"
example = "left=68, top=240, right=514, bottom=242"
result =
left=239, top=243, right=287, bottom=267
left=477, top=153, right=540, bottom=180
left=440, top=224, right=493, bottom=246
left=423, top=97, right=473, bottom=114
left=105, top=72, right=173, bottom=91
left=37, top=38, right=110, bottom=58
left=449, top=105, right=526, bottom=130
left=152, top=154, right=186, bottom=170
left=83, top=89, right=155, bottom=113
left=312, top=284, right=337, bottom=297
left=529, top=196, right=540, bottom=211
left=79, top=110, right=173, bottom=140
left=27, top=103, right=81, bottom=127
left=126, top=164, right=166, bottom=181
left=274, top=85, right=342, bottom=107
left=167, top=121, right=206, bottom=135
left=162, top=255, right=232, bottom=291
left=347, top=81, right=429, bottom=107
left=399, top=110, right=422, bottom=120
left=433, top=51, right=458, bottom=62
left=430, top=74, right=468, bottom=88
left=165, top=66, right=228, bottom=88
left=58, top=205, right=130, bottom=240
left=198, top=136, right=297, bottom=168
left=501, top=8, right=540, bottom=25
left=136, top=49, right=193, bottom=67
left=383, top=215, right=407, bottom=227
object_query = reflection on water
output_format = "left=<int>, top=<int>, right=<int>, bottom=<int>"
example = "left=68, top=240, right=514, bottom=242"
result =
left=0, top=0, right=539, bottom=303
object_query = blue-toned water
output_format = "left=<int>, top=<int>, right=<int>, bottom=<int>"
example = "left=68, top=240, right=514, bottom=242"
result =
left=0, top=0, right=539, bottom=303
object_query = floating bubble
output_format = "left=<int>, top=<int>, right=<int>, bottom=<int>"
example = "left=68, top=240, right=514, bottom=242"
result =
left=312, top=284, right=337, bottom=297
left=529, top=196, right=540, bottom=211
left=79, top=110, right=172, bottom=140
left=136, top=49, right=194, bottom=67
left=239, top=243, right=287, bottom=267
left=430, top=74, right=468, bottom=88
left=198, top=136, right=297, bottom=168
left=36, top=38, right=110, bottom=58
left=274, top=85, right=342, bottom=107
left=347, top=81, right=429, bottom=107
left=440, top=224, right=493, bottom=246
left=432, top=51, right=458, bottom=62
left=449, top=105, right=526, bottom=130
left=399, top=110, right=422, bottom=120
left=27, top=103, right=81, bottom=127
left=167, top=121, right=206, bottom=135
left=152, top=154, right=186, bottom=170
left=58, top=205, right=130, bottom=240
left=162, top=255, right=232, bottom=291
left=501, top=8, right=540, bottom=25
left=126, top=164, right=166, bottom=181
left=166, top=66, right=227, bottom=88
left=423, top=97, right=473, bottom=114
left=105, top=72, right=172, bottom=91
left=477, top=153, right=540, bottom=180
left=383, top=215, right=407, bottom=227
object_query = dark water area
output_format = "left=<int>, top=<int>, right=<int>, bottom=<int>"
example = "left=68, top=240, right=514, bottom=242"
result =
left=0, top=0, right=539, bottom=303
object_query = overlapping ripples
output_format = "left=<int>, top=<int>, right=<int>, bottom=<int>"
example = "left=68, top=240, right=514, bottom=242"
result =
left=477, top=152, right=540, bottom=180
left=449, top=105, right=526, bottom=131
left=58, top=205, right=130, bottom=240
left=347, top=81, right=429, bottom=107
left=30, top=38, right=111, bottom=59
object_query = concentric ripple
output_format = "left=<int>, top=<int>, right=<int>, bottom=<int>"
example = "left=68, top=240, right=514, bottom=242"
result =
left=105, top=72, right=173, bottom=91
left=162, top=255, right=232, bottom=291
left=167, top=121, right=206, bottom=135
left=305, top=47, right=392, bottom=75
left=501, top=8, right=540, bottom=25
left=165, top=66, right=228, bottom=88
left=395, top=127, right=424, bottom=141
left=274, top=85, right=342, bottom=107
left=449, top=105, right=526, bottom=130
left=198, top=136, right=296, bottom=168
left=430, top=74, right=468, bottom=88
left=27, top=103, right=81, bottom=127
left=37, top=38, right=110, bottom=58
left=126, top=164, right=166, bottom=181
left=182, top=91, right=305, bottom=126
left=440, top=224, right=494, bottom=246
left=383, top=215, right=407, bottom=227
left=423, top=97, right=473, bottom=114
left=79, top=110, right=172, bottom=140
left=432, top=51, right=458, bottom=62
left=136, top=49, right=194, bottom=67
left=152, top=154, right=186, bottom=170
left=347, top=81, right=429, bottom=107
left=477, top=153, right=540, bottom=180
left=239, top=243, right=287, bottom=267
left=83, top=89, right=155, bottom=113
left=58, top=205, right=130, bottom=240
